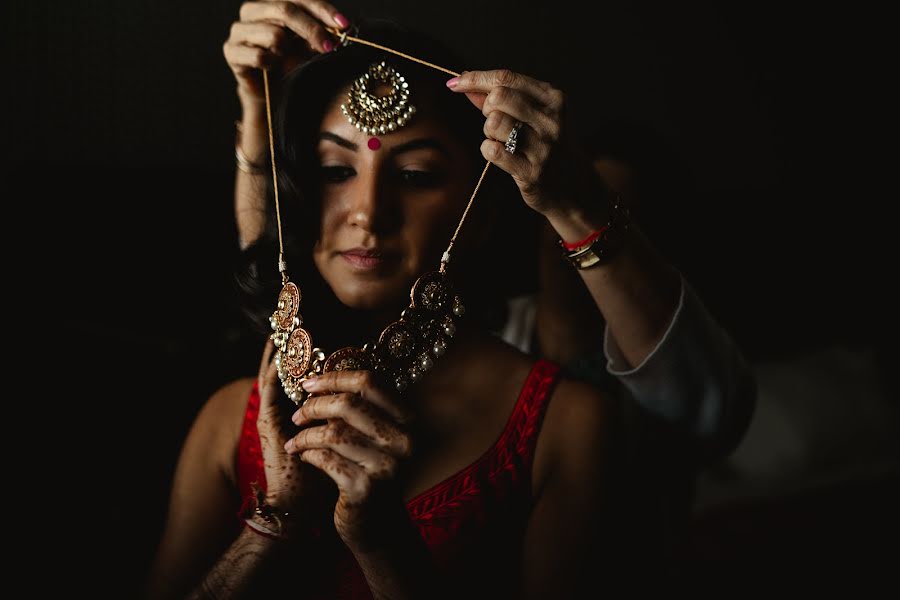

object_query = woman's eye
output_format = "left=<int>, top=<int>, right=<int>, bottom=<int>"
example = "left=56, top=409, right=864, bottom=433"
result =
left=320, top=166, right=355, bottom=183
left=400, top=170, right=444, bottom=188
left=319, top=166, right=444, bottom=188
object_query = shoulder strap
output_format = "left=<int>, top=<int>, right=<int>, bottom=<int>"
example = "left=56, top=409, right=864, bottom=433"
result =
left=236, top=382, right=265, bottom=519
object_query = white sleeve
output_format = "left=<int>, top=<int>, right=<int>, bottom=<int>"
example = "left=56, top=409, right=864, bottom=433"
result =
left=499, top=294, right=538, bottom=354
left=604, top=275, right=756, bottom=459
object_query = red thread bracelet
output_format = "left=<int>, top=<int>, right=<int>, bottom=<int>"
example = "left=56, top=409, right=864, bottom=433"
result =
left=561, top=225, right=610, bottom=251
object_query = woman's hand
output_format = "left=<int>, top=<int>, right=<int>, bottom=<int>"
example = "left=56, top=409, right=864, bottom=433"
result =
left=447, top=69, right=610, bottom=221
left=284, top=370, right=413, bottom=551
left=256, top=341, right=307, bottom=513
left=223, top=0, right=351, bottom=105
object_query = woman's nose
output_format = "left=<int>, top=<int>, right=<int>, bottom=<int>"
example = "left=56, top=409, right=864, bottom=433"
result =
left=347, top=170, right=399, bottom=233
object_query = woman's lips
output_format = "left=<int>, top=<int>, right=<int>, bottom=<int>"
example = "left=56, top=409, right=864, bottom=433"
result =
left=340, top=250, right=394, bottom=270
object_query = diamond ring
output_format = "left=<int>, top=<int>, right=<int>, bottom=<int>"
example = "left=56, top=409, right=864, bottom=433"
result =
left=505, top=121, right=523, bottom=154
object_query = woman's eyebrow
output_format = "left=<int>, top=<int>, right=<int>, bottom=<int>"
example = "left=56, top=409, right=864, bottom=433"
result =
left=318, top=132, right=450, bottom=158
left=388, top=138, right=450, bottom=159
left=319, top=132, right=357, bottom=151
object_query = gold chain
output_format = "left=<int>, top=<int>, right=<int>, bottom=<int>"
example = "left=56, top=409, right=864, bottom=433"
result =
left=325, top=27, right=461, bottom=77
left=441, top=161, right=491, bottom=273
left=262, top=70, right=288, bottom=285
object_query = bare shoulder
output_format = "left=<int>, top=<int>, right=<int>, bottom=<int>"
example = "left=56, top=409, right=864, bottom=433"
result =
left=461, top=328, right=538, bottom=395
left=459, top=329, right=612, bottom=432
left=467, top=334, right=615, bottom=493
left=425, top=327, right=535, bottom=404
left=190, top=378, right=256, bottom=486
left=532, top=375, right=616, bottom=495
left=148, top=378, right=255, bottom=598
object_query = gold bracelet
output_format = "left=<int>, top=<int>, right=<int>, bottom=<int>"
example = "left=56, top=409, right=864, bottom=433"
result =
left=243, top=482, right=294, bottom=538
left=235, top=120, right=266, bottom=174
left=244, top=516, right=289, bottom=541
left=235, top=144, right=266, bottom=174
left=558, top=195, right=630, bottom=269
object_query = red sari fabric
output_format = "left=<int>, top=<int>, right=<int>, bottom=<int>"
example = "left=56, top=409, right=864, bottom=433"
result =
left=236, top=358, right=561, bottom=598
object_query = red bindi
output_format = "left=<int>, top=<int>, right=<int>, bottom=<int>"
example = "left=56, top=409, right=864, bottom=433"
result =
left=367, top=137, right=382, bottom=151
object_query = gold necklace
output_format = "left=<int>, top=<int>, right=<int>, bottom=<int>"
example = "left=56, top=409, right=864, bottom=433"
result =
left=262, top=30, right=494, bottom=406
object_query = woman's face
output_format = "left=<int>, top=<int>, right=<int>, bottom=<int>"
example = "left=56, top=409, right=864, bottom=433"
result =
left=312, top=86, right=475, bottom=311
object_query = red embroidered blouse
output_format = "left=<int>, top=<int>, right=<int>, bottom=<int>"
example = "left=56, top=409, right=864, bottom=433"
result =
left=235, top=358, right=561, bottom=598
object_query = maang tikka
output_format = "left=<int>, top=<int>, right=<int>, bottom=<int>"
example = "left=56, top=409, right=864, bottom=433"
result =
left=341, top=60, right=416, bottom=136
left=260, top=32, right=494, bottom=406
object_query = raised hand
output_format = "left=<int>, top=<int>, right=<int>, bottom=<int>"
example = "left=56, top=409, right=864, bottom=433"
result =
left=224, top=0, right=351, bottom=103
left=448, top=69, right=609, bottom=221
left=253, top=340, right=308, bottom=528
left=284, top=370, right=413, bottom=550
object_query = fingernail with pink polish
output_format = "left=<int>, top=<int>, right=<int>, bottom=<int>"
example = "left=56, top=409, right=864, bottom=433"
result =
left=333, top=13, right=350, bottom=29
left=323, top=39, right=334, bottom=53
left=446, top=77, right=460, bottom=89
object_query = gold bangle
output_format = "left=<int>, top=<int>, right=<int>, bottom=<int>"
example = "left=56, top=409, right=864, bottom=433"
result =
left=235, top=144, right=266, bottom=175
left=558, top=195, right=630, bottom=269
left=235, top=120, right=266, bottom=174
left=243, top=482, right=294, bottom=538
left=244, top=516, right=288, bottom=541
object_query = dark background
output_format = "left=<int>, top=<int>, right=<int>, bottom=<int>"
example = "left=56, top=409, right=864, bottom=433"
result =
left=12, top=0, right=895, bottom=594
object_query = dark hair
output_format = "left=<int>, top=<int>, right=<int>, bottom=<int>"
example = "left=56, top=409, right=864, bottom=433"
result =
left=236, top=18, right=528, bottom=347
